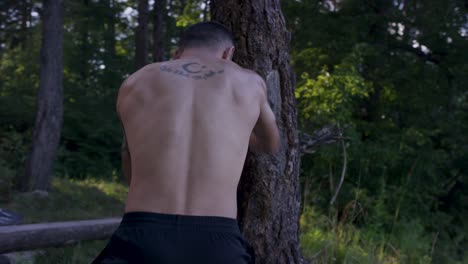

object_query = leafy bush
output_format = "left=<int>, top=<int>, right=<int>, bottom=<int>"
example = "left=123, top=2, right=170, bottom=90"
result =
left=0, top=160, right=14, bottom=202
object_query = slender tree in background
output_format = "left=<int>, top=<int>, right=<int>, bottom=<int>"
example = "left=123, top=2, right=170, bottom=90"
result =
left=135, top=0, right=149, bottom=69
left=19, top=0, right=65, bottom=191
left=179, top=0, right=187, bottom=13
left=152, top=0, right=166, bottom=62
left=105, top=0, right=116, bottom=60
left=79, top=0, right=90, bottom=80
left=211, top=1, right=303, bottom=263
left=202, top=0, right=209, bottom=22
left=19, top=0, right=33, bottom=49
left=103, top=0, right=119, bottom=85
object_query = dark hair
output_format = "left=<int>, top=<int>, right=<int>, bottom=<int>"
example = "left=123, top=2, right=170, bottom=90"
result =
left=179, top=22, right=235, bottom=50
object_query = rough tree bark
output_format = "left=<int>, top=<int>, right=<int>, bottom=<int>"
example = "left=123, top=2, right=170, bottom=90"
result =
left=152, top=0, right=166, bottom=62
left=19, top=0, right=64, bottom=191
left=211, top=1, right=303, bottom=263
left=135, top=0, right=149, bottom=69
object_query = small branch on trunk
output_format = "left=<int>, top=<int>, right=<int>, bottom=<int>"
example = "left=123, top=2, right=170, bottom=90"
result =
left=299, top=125, right=346, bottom=155
left=299, top=125, right=349, bottom=205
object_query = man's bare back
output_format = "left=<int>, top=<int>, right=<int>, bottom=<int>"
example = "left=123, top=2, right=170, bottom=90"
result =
left=117, top=56, right=279, bottom=219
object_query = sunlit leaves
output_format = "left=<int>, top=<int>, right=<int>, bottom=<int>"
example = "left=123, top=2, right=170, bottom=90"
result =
left=296, top=52, right=372, bottom=125
left=175, top=0, right=206, bottom=27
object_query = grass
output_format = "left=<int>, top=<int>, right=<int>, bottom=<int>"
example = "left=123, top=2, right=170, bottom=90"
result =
left=1, top=177, right=128, bottom=264
left=2, top=178, right=464, bottom=264
left=298, top=208, right=441, bottom=264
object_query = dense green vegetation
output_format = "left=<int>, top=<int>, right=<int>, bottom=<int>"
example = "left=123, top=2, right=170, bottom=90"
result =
left=284, top=1, right=467, bottom=263
left=0, top=0, right=466, bottom=263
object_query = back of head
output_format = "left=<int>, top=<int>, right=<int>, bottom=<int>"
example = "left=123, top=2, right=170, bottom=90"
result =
left=179, top=22, right=235, bottom=51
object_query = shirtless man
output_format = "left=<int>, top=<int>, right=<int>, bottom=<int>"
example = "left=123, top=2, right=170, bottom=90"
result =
left=93, top=22, right=279, bottom=264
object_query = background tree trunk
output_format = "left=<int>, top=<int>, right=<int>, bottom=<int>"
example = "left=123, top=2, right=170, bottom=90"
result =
left=103, top=0, right=119, bottom=88
left=202, top=0, right=209, bottom=22
left=211, top=1, right=303, bottom=263
left=79, top=0, right=90, bottom=80
left=105, top=0, right=116, bottom=60
left=152, top=0, right=166, bottom=62
left=135, top=0, right=149, bottom=69
left=179, top=0, right=186, bottom=13
left=18, top=0, right=65, bottom=191
left=19, top=0, right=32, bottom=49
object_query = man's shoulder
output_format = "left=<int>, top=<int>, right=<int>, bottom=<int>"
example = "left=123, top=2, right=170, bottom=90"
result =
left=124, top=62, right=165, bottom=86
left=227, top=63, right=264, bottom=86
left=236, top=67, right=266, bottom=93
left=225, top=61, right=258, bottom=76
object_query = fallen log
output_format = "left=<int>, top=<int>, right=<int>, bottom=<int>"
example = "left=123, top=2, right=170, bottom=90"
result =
left=0, top=218, right=121, bottom=254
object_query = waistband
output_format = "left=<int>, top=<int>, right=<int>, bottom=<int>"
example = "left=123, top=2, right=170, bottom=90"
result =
left=120, top=211, right=240, bottom=233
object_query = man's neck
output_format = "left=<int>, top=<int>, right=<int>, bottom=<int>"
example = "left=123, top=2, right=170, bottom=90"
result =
left=178, top=49, right=221, bottom=60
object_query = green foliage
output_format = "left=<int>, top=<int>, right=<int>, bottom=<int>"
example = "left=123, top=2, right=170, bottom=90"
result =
left=296, top=45, right=373, bottom=124
left=176, top=0, right=207, bottom=27
left=57, top=94, right=122, bottom=179
left=0, top=129, right=31, bottom=196
left=299, top=207, right=450, bottom=264
left=0, top=160, right=14, bottom=202
left=285, top=0, right=468, bottom=262
left=0, top=130, right=30, bottom=174
left=300, top=209, right=371, bottom=263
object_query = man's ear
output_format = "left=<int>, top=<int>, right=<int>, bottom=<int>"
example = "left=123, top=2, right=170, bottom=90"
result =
left=222, top=47, right=235, bottom=60
left=173, top=49, right=183, bottom=59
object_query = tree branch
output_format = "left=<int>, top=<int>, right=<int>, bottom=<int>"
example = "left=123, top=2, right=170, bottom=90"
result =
left=299, top=125, right=346, bottom=155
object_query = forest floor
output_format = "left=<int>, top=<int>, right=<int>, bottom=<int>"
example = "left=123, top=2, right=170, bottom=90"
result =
left=0, top=178, right=435, bottom=264
left=0, top=178, right=127, bottom=264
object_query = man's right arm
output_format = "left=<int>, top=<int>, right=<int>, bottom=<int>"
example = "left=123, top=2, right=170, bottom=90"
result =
left=249, top=78, right=280, bottom=153
left=121, top=133, right=132, bottom=185
left=117, top=79, right=132, bottom=185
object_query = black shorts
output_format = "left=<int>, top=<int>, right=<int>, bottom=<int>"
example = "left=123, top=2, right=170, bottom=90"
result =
left=92, top=212, right=255, bottom=264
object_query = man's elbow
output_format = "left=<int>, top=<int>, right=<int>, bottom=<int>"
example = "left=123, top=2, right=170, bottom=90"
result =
left=121, top=152, right=132, bottom=185
left=270, top=137, right=280, bottom=153
left=264, top=129, right=280, bottom=153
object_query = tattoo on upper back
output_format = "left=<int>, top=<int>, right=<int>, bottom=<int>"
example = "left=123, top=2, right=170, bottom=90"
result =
left=160, top=62, right=224, bottom=80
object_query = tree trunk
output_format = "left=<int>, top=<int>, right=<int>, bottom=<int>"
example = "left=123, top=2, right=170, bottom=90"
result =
left=20, top=0, right=32, bottom=49
left=103, top=0, right=118, bottom=88
left=211, top=1, right=303, bottom=264
left=202, top=0, right=209, bottom=22
left=19, top=0, right=64, bottom=191
left=135, top=0, right=149, bottom=69
left=105, top=0, right=116, bottom=59
left=179, top=0, right=186, bottom=13
left=79, top=0, right=90, bottom=80
left=152, top=0, right=166, bottom=62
